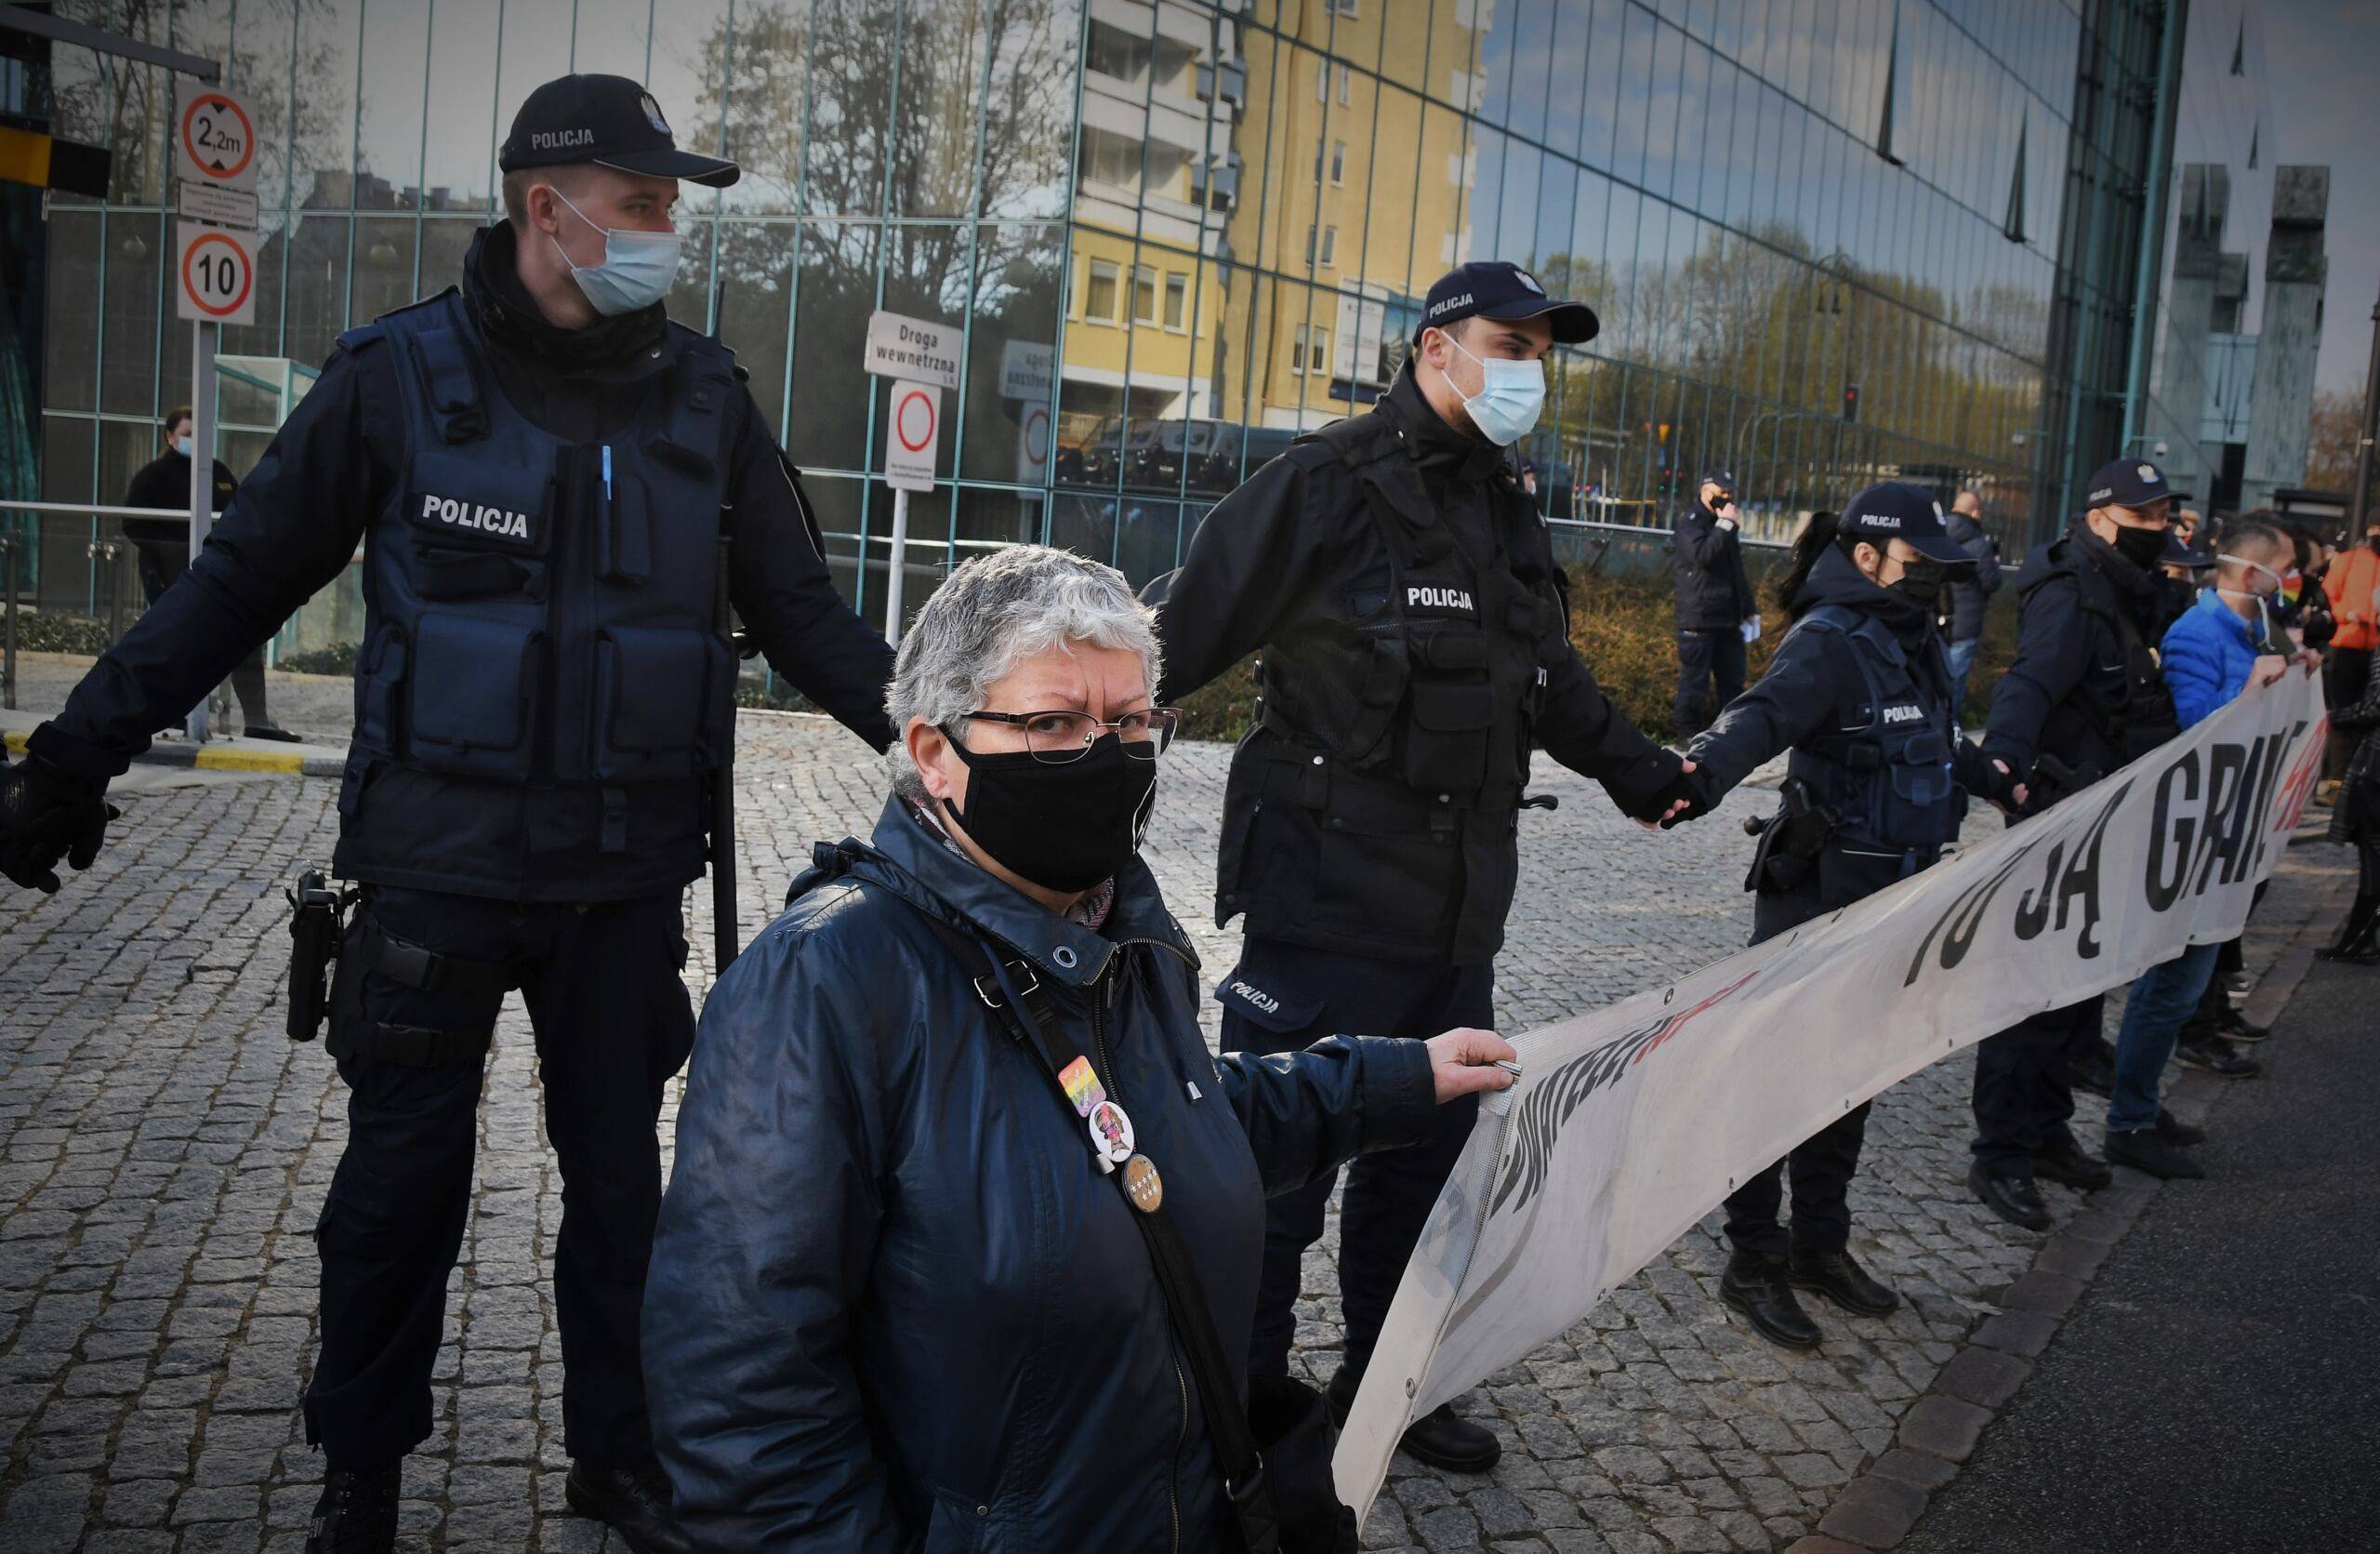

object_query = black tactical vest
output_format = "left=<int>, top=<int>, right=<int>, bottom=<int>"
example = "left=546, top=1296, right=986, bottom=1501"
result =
left=1786, top=606, right=1963, bottom=867
left=1216, top=401, right=1569, bottom=963
left=2024, top=537, right=2180, bottom=812
left=333, top=290, right=738, bottom=884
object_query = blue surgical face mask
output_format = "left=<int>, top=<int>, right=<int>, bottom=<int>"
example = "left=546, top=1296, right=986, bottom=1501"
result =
left=549, top=188, right=681, bottom=317
left=1444, top=333, right=1546, bottom=446
left=173, top=436, right=193, bottom=458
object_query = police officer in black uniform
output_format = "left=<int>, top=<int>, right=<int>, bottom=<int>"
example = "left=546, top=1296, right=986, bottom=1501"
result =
left=1672, top=464, right=1758, bottom=736
left=0, top=75, right=897, bottom=1554
left=1684, top=485, right=2018, bottom=1348
left=1966, top=458, right=2191, bottom=1232
left=1144, top=261, right=1708, bottom=1472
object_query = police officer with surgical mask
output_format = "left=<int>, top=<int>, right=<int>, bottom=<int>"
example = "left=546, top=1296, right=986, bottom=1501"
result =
left=1144, top=261, right=1708, bottom=1474
left=0, top=73, right=897, bottom=1554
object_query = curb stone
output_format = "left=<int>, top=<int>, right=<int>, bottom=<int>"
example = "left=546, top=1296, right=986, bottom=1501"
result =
left=1798, top=873, right=2357, bottom=1550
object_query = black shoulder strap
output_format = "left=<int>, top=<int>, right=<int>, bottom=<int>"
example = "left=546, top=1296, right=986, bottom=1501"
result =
left=404, top=298, right=487, bottom=445
left=904, top=905, right=1284, bottom=1554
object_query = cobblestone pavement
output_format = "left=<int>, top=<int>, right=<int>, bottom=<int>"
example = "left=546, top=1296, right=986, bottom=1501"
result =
left=0, top=686, right=2350, bottom=1552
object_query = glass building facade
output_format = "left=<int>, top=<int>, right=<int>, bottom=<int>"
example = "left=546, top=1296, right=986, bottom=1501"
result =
left=6, top=0, right=2204, bottom=631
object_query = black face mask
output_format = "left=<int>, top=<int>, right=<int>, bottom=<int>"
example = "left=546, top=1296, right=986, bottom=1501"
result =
left=1887, top=555, right=1947, bottom=611
left=2110, top=523, right=2169, bottom=569
left=945, top=732, right=1158, bottom=894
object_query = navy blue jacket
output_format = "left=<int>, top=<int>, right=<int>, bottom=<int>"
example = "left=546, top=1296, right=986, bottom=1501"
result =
left=31, top=223, right=896, bottom=899
left=1942, top=510, right=2003, bottom=643
left=1672, top=499, right=1755, bottom=630
left=642, top=798, right=1438, bottom=1550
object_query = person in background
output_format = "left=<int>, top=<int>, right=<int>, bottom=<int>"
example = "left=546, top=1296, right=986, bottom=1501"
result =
left=1684, top=487, right=2018, bottom=1348
left=2321, top=509, right=2380, bottom=801
left=1940, top=490, right=2002, bottom=723
left=2100, top=522, right=2304, bottom=1178
left=1673, top=465, right=1759, bottom=737
left=2319, top=637, right=2380, bottom=964
left=120, top=407, right=293, bottom=740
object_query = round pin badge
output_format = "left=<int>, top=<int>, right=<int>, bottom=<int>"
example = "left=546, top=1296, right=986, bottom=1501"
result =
left=1086, top=1099, right=1135, bottom=1164
left=1122, top=1153, right=1164, bottom=1214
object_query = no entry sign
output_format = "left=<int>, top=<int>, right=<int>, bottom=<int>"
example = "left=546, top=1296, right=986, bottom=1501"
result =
left=884, top=379, right=940, bottom=493
left=176, top=221, right=258, bottom=325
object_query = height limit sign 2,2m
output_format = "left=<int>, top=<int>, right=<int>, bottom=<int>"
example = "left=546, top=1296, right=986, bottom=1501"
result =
left=174, top=82, right=260, bottom=327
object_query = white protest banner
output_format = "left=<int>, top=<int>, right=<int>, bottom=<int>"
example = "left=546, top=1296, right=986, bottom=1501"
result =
left=1336, top=671, right=2329, bottom=1517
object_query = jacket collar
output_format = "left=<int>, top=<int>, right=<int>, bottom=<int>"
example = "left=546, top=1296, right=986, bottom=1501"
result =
left=1382, top=364, right=1510, bottom=485
left=827, top=795, right=1196, bottom=990
left=2190, top=585, right=2255, bottom=644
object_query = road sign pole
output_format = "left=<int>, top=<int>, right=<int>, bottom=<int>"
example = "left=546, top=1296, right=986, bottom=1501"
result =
left=882, top=486, right=910, bottom=646
left=185, top=318, right=215, bottom=744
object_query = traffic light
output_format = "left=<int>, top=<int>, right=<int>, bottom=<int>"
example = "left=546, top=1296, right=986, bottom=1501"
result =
left=1842, top=384, right=1861, bottom=423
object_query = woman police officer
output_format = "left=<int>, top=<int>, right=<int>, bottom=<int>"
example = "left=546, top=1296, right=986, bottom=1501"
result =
left=1679, top=483, right=2019, bottom=1348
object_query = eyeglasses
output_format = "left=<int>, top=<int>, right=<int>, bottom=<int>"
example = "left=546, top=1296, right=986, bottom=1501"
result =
left=955, top=708, right=1183, bottom=764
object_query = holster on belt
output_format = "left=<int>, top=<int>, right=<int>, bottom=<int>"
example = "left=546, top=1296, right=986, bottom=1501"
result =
left=1743, top=777, right=1835, bottom=895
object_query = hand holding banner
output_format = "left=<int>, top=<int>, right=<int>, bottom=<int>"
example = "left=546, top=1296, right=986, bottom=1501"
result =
left=1336, top=671, right=2328, bottom=1518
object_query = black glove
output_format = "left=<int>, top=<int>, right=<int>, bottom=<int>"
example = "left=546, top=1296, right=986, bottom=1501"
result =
left=1601, top=749, right=1686, bottom=824
left=1654, top=762, right=1722, bottom=830
left=0, top=749, right=118, bottom=895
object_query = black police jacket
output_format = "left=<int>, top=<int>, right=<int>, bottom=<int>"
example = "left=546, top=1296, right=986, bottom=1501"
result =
left=1690, top=548, right=2000, bottom=936
left=1144, top=366, right=1680, bottom=965
left=1980, top=524, right=2182, bottom=814
left=1941, top=511, right=2003, bottom=643
left=642, top=796, right=1437, bottom=1549
left=1671, top=499, right=1755, bottom=630
left=121, top=451, right=238, bottom=548
left=30, top=222, right=897, bottom=903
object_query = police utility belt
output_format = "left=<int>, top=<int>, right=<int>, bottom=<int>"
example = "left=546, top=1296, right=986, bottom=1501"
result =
left=285, top=866, right=520, bottom=1067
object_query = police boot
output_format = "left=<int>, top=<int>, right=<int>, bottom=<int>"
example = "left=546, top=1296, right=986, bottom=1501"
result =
left=1788, top=1247, right=1899, bottom=1317
left=2317, top=894, right=2380, bottom=964
left=305, top=1467, right=398, bottom=1554
left=1719, top=1252, right=1821, bottom=1349
left=2068, top=1037, right=2118, bottom=1096
left=1326, top=1362, right=1501, bottom=1473
left=564, top=1460, right=694, bottom=1554
left=1968, top=1163, right=2052, bottom=1233
left=2029, top=1141, right=2114, bottom=1191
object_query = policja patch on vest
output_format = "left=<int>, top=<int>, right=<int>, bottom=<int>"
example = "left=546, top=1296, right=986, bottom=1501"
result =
left=1406, top=584, right=1477, bottom=616
left=416, top=491, right=543, bottom=550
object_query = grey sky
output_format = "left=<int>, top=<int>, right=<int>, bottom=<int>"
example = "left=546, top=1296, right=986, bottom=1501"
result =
left=2262, top=0, right=2380, bottom=396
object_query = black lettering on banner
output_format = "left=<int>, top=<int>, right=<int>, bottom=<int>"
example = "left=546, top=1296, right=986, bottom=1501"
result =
left=2012, top=839, right=2068, bottom=942
left=2006, top=781, right=2128, bottom=960
left=2188, top=743, right=2246, bottom=896
left=1904, top=835, right=2045, bottom=985
left=1488, top=972, right=1760, bottom=1217
left=2230, top=734, right=2286, bottom=884
left=2143, top=750, right=2200, bottom=912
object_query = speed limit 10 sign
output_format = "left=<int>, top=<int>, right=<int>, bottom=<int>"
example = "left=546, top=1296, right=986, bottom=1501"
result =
left=177, top=221, right=258, bottom=326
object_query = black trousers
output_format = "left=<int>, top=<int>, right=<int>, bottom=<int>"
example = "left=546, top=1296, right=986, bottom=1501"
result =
left=135, top=540, right=270, bottom=724
left=1675, top=626, right=1748, bottom=737
left=1970, top=993, right=2102, bottom=1178
left=1723, top=1103, right=1871, bottom=1256
left=1219, top=936, right=1492, bottom=1379
left=303, top=886, right=696, bottom=1470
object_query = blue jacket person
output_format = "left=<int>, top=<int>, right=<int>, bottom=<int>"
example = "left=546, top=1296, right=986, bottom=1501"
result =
left=0, top=75, right=899, bottom=1554
left=1686, top=485, right=2016, bottom=1349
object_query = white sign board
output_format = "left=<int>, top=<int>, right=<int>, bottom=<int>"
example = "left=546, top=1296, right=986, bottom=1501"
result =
left=999, top=339, right=1055, bottom=402
left=865, top=310, right=961, bottom=392
left=1335, top=671, right=2330, bottom=1521
left=884, top=379, right=941, bottom=493
left=176, top=84, right=259, bottom=194
left=178, top=179, right=259, bottom=231
left=176, top=221, right=258, bottom=326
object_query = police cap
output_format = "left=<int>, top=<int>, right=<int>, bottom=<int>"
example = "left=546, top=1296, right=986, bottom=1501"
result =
left=1415, top=261, right=1599, bottom=345
left=1836, top=482, right=1975, bottom=565
left=500, top=74, right=740, bottom=188
left=1699, top=465, right=1737, bottom=497
left=2082, top=457, right=2173, bottom=512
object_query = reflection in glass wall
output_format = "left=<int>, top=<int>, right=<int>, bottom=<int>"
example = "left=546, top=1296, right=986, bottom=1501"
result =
left=23, top=0, right=2180, bottom=619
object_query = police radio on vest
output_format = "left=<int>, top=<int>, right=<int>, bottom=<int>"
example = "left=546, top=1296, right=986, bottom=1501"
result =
left=422, top=493, right=534, bottom=540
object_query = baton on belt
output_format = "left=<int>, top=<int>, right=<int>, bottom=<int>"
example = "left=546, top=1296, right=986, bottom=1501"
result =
left=711, top=537, right=742, bottom=970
